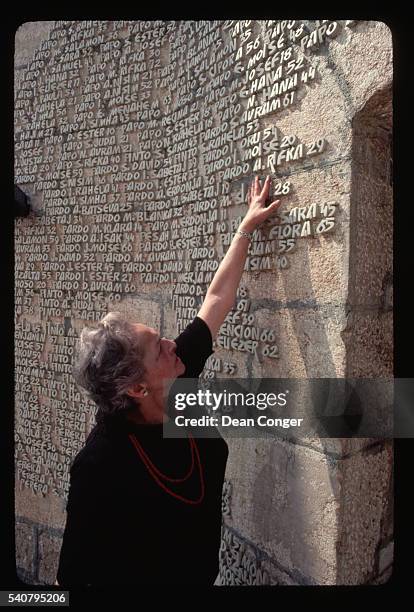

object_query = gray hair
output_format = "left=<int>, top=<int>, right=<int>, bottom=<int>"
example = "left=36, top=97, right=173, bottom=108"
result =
left=73, top=311, right=147, bottom=416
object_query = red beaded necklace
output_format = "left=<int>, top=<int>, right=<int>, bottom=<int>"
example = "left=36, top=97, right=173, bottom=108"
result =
left=128, top=431, right=205, bottom=505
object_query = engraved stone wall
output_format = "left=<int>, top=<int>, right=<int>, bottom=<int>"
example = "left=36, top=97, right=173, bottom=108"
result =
left=14, top=20, right=392, bottom=585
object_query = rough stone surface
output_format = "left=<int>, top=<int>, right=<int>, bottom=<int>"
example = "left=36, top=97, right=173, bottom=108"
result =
left=15, top=521, right=36, bottom=578
left=107, top=295, right=162, bottom=331
left=38, top=532, right=63, bottom=585
left=251, top=306, right=347, bottom=378
left=378, top=540, right=394, bottom=574
left=342, top=311, right=393, bottom=378
left=14, top=20, right=393, bottom=586
left=224, top=437, right=340, bottom=583
left=336, top=440, right=393, bottom=584
left=15, top=22, right=55, bottom=67
left=369, top=564, right=393, bottom=585
left=245, top=166, right=351, bottom=305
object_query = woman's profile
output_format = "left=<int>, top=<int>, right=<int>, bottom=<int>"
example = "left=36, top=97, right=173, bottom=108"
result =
left=56, top=176, right=281, bottom=586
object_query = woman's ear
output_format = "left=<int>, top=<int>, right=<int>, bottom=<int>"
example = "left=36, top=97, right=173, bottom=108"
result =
left=127, top=383, right=148, bottom=399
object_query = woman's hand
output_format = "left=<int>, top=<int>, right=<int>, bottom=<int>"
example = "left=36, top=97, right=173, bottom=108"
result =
left=240, top=176, right=281, bottom=233
left=198, top=178, right=281, bottom=340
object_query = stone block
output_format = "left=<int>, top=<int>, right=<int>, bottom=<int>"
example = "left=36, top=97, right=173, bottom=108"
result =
left=224, top=436, right=392, bottom=585
left=14, top=19, right=393, bottom=588
left=244, top=165, right=351, bottom=307
left=336, top=441, right=392, bottom=584
left=218, top=525, right=271, bottom=586
left=162, top=303, right=182, bottom=340
left=250, top=306, right=347, bottom=378
left=15, top=521, right=36, bottom=577
left=259, top=557, right=297, bottom=585
left=107, top=295, right=162, bottom=332
left=342, top=310, right=393, bottom=377
left=15, top=22, right=56, bottom=67
left=328, top=21, right=392, bottom=116
left=380, top=461, right=394, bottom=542
left=348, top=124, right=392, bottom=310
left=224, top=437, right=340, bottom=584
left=38, top=531, right=63, bottom=585
left=207, top=348, right=250, bottom=380
left=16, top=478, right=68, bottom=530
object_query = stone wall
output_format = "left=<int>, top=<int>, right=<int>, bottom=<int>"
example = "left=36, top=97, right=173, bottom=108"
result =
left=14, top=20, right=393, bottom=585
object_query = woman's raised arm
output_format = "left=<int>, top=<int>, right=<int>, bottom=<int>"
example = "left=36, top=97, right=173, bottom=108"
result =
left=197, top=176, right=281, bottom=340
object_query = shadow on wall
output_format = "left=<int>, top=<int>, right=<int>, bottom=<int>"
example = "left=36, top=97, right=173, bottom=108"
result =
left=334, top=83, right=393, bottom=584
left=345, top=83, right=393, bottom=377
left=250, top=83, right=393, bottom=585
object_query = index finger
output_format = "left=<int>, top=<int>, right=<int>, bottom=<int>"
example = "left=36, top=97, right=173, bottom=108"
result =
left=260, top=176, right=271, bottom=199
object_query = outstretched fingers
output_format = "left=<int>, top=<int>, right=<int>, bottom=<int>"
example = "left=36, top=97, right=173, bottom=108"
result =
left=253, top=175, right=261, bottom=197
left=269, top=199, right=281, bottom=210
left=261, top=198, right=281, bottom=222
left=260, top=175, right=271, bottom=200
left=250, top=176, right=277, bottom=205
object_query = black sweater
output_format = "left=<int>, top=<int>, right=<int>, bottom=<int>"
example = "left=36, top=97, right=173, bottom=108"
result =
left=57, top=317, right=229, bottom=586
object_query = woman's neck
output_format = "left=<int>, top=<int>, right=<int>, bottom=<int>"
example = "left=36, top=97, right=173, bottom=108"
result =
left=127, top=394, right=170, bottom=425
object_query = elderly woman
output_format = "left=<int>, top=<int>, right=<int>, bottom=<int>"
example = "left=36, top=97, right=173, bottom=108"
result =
left=57, top=177, right=280, bottom=586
